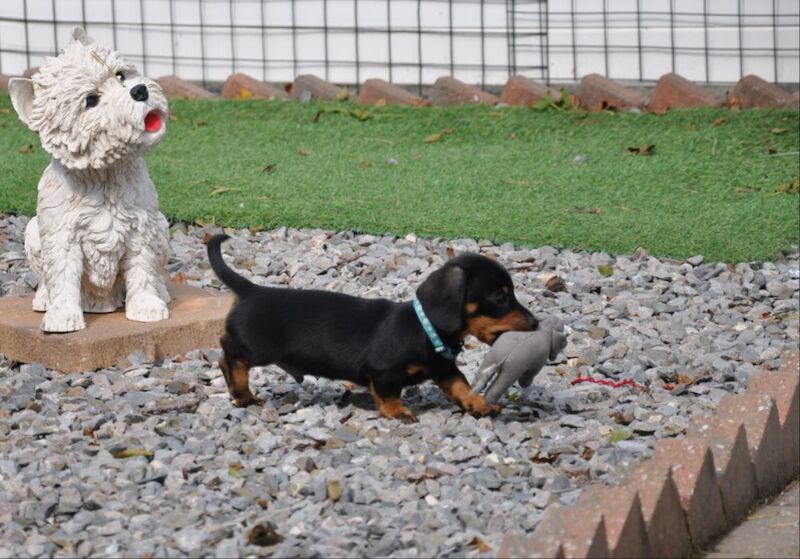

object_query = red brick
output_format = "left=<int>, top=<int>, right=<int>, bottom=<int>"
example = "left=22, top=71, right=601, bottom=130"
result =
left=290, top=74, right=349, bottom=101
left=221, top=73, right=286, bottom=100
left=748, top=351, right=800, bottom=485
left=730, top=75, right=795, bottom=109
left=428, top=76, right=499, bottom=106
left=497, top=534, right=565, bottom=559
left=653, top=439, right=728, bottom=548
left=575, top=74, right=646, bottom=111
left=577, top=484, right=650, bottom=559
left=156, top=76, right=216, bottom=99
left=628, top=460, right=691, bottom=559
left=356, top=78, right=428, bottom=107
left=0, top=74, right=9, bottom=91
left=688, top=418, right=759, bottom=525
left=645, top=73, right=725, bottom=113
left=716, top=392, right=785, bottom=499
left=500, top=75, right=554, bottom=106
left=23, top=67, right=40, bottom=78
left=530, top=503, right=609, bottom=558
left=0, top=284, right=232, bottom=373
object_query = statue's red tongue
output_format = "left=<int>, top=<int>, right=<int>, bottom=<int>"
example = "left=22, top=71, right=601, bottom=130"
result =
left=144, top=111, right=162, bottom=132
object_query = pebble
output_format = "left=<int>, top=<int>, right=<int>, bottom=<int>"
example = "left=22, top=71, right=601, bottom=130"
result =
left=0, top=214, right=797, bottom=557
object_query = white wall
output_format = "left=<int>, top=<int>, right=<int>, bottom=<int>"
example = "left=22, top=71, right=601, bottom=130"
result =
left=1, top=0, right=798, bottom=86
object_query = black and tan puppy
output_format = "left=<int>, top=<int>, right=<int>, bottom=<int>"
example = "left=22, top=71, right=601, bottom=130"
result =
left=207, top=234, right=537, bottom=422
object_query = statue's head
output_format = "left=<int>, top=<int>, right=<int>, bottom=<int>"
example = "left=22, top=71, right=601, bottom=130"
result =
left=8, top=27, right=168, bottom=171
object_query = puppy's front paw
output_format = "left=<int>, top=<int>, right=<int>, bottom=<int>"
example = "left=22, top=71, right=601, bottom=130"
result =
left=463, top=393, right=501, bottom=417
left=41, top=305, right=85, bottom=332
left=126, top=292, right=169, bottom=322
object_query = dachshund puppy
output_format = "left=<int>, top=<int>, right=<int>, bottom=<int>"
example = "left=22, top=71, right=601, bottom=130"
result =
left=207, top=234, right=537, bottom=422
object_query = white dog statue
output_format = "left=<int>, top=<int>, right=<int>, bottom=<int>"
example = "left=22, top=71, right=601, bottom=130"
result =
left=9, top=27, right=172, bottom=333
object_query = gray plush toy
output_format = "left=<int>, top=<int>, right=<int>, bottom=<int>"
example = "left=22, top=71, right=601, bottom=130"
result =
left=472, top=315, right=567, bottom=404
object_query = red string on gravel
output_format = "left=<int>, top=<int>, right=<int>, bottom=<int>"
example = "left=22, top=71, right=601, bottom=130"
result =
left=571, top=377, right=644, bottom=390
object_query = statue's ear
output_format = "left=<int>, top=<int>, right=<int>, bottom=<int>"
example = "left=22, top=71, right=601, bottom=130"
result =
left=9, top=78, right=35, bottom=128
left=71, top=26, right=96, bottom=46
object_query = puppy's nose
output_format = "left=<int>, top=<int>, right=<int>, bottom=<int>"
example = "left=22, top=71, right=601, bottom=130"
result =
left=130, top=84, right=149, bottom=102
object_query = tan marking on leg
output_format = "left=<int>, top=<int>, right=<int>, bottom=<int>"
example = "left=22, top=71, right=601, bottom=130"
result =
left=437, top=375, right=501, bottom=416
left=369, top=381, right=416, bottom=423
left=219, top=354, right=258, bottom=407
left=465, top=302, right=479, bottom=314
left=406, top=364, right=426, bottom=376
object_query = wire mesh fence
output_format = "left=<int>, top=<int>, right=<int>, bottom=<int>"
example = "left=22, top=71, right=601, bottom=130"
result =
left=1, top=0, right=798, bottom=92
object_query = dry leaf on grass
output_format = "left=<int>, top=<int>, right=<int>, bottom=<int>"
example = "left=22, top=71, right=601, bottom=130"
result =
left=210, top=186, right=239, bottom=196
left=424, top=128, right=454, bottom=144
left=261, top=164, right=276, bottom=173
left=18, top=144, right=34, bottom=154
left=710, top=117, right=728, bottom=127
left=298, top=148, right=312, bottom=156
left=570, top=206, right=602, bottom=215
left=627, top=144, right=655, bottom=156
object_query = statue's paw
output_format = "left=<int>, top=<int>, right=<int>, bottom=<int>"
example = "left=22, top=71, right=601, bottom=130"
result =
left=126, top=292, right=169, bottom=322
left=41, top=305, right=86, bottom=332
left=31, top=289, right=48, bottom=312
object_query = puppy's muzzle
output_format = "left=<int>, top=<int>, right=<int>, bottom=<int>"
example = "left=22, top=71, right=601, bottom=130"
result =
left=130, top=84, right=149, bottom=102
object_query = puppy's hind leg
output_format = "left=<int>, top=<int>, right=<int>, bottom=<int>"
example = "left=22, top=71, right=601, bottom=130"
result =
left=219, top=335, right=260, bottom=407
left=369, top=376, right=416, bottom=423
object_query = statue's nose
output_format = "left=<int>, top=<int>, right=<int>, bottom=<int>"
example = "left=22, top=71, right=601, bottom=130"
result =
left=130, top=84, right=149, bottom=102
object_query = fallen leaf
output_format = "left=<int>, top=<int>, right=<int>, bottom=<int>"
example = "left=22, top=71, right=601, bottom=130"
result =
left=570, top=206, right=601, bottom=215
left=228, top=463, right=243, bottom=477
left=469, top=537, right=492, bottom=553
left=710, top=117, right=727, bottom=127
left=545, top=275, right=567, bottom=293
left=615, top=205, right=637, bottom=212
left=18, top=144, right=34, bottom=154
left=261, top=164, right=276, bottom=173
left=531, top=451, right=558, bottom=464
left=0, top=108, right=10, bottom=114
left=676, top=373, right=694, bottom=385
left=327, top=479, right=342, bottom=501
left=627, top=144, right=655, bottom=156
left=170, top=272, right=187, bottom=284
left=334, top=88, right=349, bottom=101
left=248, top=523, right=284, bottom=546
left=446, top=246, right=455, bottom=260
left=508, top=132, right=518, bottom=140
left=609, top=430, right=631, bottom=443
left=734, top=186, right=760, bottom=193
left=770, top=179, right=800, bottom=195
left=500, top=178, right=539, bottom=188
left=597, top=265, right=614, bottom=277
left=111, top=448, right=154, bottom=459
left=356, top=161, right=372, bottom=169
left=238, top=88, right=252, bottom=100
left=424, top=128, right=453, bottom=144
left=771, top=128, right=789, bottom=134
left=581, top=446, right=595, bottom=460
left=210, top=186, right=239, bottom=196
left=298, top=148, right=311, bottom=156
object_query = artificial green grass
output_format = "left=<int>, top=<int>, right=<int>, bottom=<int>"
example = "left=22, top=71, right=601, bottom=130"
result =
left=1, top=93, right=798, bottom=262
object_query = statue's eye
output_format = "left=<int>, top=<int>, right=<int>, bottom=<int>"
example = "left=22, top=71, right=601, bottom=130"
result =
left=116, top=71, right=126, bottom=82
left=85, top=94, right=100, bottom=108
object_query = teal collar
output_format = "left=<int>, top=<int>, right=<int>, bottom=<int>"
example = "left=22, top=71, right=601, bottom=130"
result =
left=412, top=298, right=462, bottom=360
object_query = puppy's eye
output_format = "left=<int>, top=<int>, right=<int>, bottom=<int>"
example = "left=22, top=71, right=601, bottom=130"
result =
left=85, top=94, right=100, bottom=108
left=490, top=290, right=509, bottom=305
left=116, top=71, right=126, bottom=82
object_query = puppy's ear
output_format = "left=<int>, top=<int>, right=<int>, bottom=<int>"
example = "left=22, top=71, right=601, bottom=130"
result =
left=71, top=27, right=96, bottom=46
left=9, top=78, right=35, bottom=129
left=416, top=263, right=467, bottom=335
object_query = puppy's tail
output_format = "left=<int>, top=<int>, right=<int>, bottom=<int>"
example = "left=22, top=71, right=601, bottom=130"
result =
left=206, top=234, right=256, bottom=297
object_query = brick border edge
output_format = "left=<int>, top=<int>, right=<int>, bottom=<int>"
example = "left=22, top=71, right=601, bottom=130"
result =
left=497, top=350, right=800, bottom=559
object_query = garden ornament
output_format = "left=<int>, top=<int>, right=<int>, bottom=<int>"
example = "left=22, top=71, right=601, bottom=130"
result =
left=9, top=27, right=171, bottom=332
left=472, top=315, right=567, bottom=404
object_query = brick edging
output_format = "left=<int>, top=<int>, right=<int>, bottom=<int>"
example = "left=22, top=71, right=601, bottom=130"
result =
left=498, top=351, right=800, bottom=559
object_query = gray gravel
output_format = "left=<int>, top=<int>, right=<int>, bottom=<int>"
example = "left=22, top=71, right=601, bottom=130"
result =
left=1, top=213, right=798, bottom=558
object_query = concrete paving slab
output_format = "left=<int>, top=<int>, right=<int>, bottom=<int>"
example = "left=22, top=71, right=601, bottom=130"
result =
left=0, top=284, right=232, bottom=372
